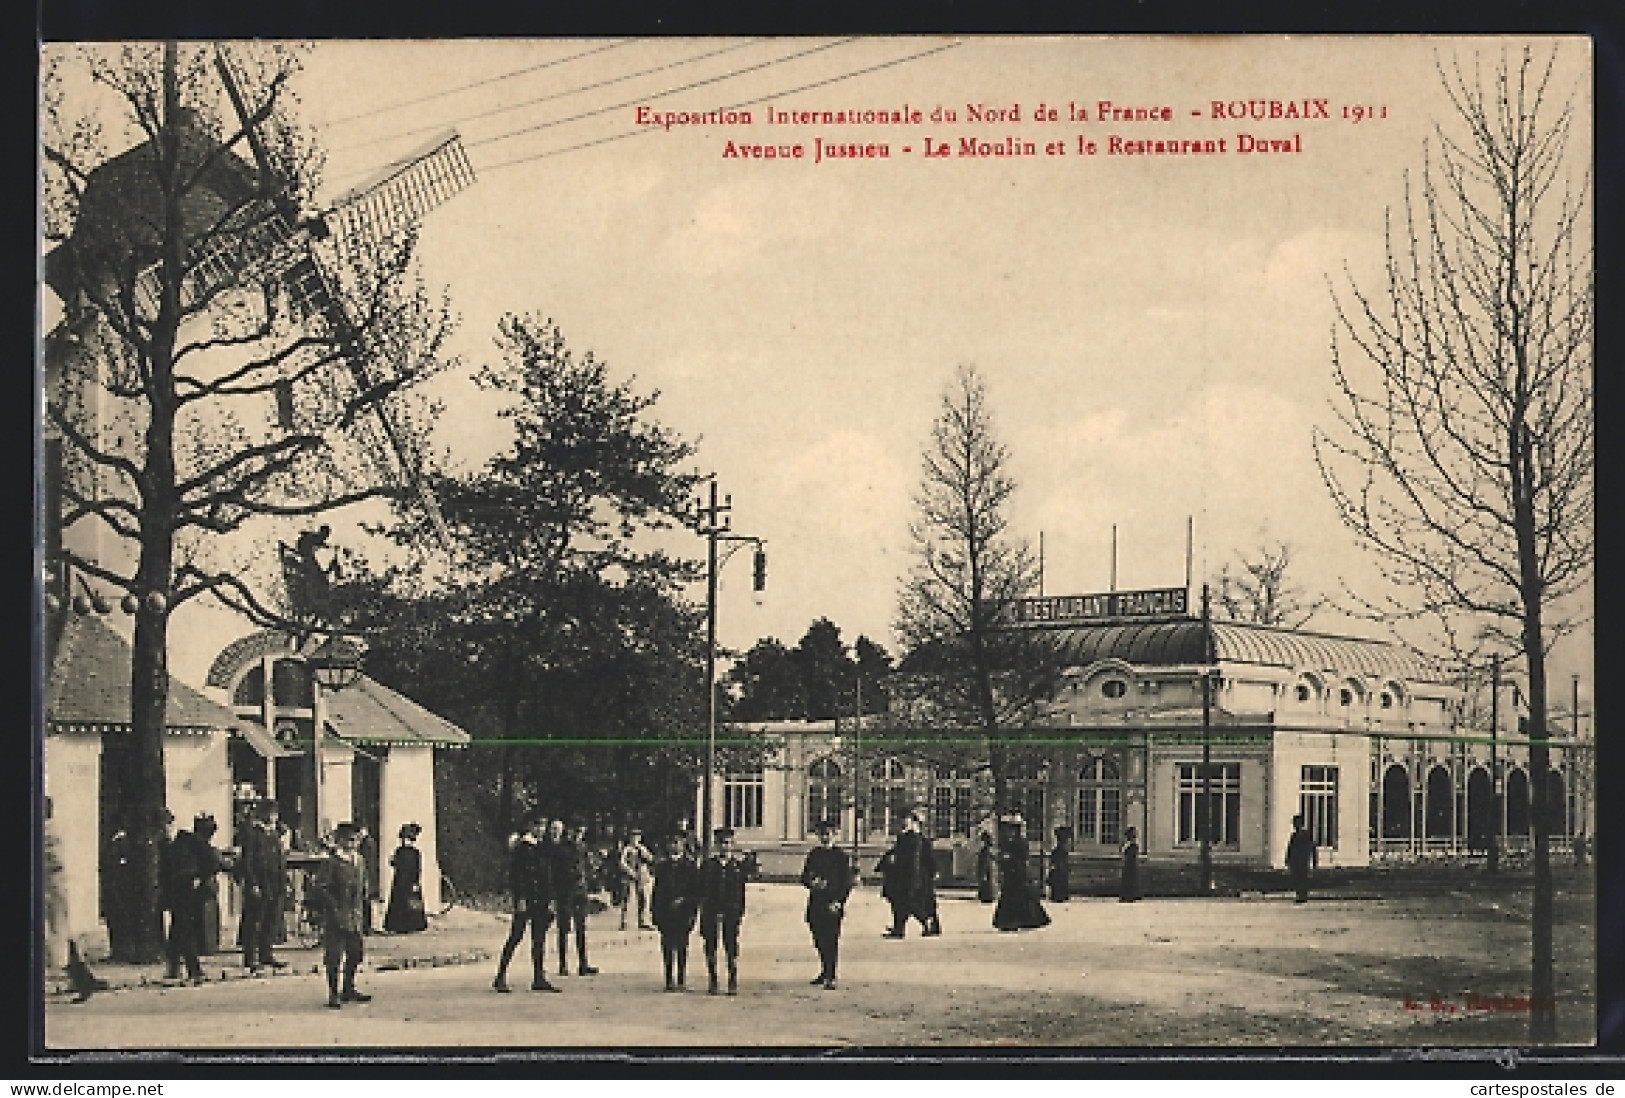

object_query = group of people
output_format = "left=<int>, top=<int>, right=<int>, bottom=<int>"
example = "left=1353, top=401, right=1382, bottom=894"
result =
left=494, top=816, right=755, bottom=995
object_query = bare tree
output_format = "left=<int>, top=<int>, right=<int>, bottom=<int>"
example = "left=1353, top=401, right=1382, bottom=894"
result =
left=41, top=43, right=453, bottom=960
left=894, top=365, right=1065, bottom=812
left=1313, top=47, right=1592, bottom=1042
left=1212, top=541, right=1324, bottom=628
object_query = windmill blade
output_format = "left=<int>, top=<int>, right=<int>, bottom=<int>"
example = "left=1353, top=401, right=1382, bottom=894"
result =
left=323, top=130, right=476, bottom=270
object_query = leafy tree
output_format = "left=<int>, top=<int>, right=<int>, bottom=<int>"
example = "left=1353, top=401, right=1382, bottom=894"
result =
left=358, top=315, right=710, bottom=842
left=1313, top=47, right=1591, bottom=1042
left=853, top=634, right=893, bottom=716
left=794, top=618, right=854, bottom=721
left=894, top=365, right=1067, bottom=809
left=725, top=637, right=805, bottom=721
left=40, top=43, right=451, bottom=960
left=1212, top=541, right=1324, bottom=628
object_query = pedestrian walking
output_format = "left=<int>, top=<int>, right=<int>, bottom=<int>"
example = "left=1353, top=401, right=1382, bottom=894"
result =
left=879, top=810, right=940, bottom=938
left=552, top=821, right=599, bottom=976
left=307, top=821, right=372, bottom=1009
left=651, top=834, right=700, bottom=991
left=237, top=800, right=290, bottom=972
left=492, top=815, right=560, bottom=993
left=698, top=828, right=748, bottom=995
left=619, top=828, right=655, bottom=930
left=1286, top=814, right=1317, bottom=903
left=1047, top=827, right=1072, bottom=902
left=975, top=830, right=997, bottom=904
left=1119, top=826, right=1141, bottom=903
left=992, top=815, right=1050, bottom=932
left=801, top=819, right=853, bottom=989
left=383, top=822, right=428, bottom=933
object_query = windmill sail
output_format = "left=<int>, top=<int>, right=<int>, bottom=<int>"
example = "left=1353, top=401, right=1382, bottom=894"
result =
left=325, top=130, right=476, bottom=268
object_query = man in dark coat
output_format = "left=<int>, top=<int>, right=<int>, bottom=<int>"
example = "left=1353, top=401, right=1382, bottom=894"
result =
left=976, top=831, right=998, bottom=903
left=308, top=821, right=371, bottom=1008
left=880, top=811, right=940, bottom=937
left=800, top=819, right=854, bottom=989
left=493, top=814, right=559, bottom=992
left=237, top=801, right=289, bottom=972
left=552, top=821, right=599, bottom=976
left=698, top=828, right=748, bottom=995
left=160, top=811, right=202, bottom=982
left=1286, top=814, right=1317, bottom=903
left=651, top=834, right=700, bottom=991
left=1047, top=827, right=1073, bottom=902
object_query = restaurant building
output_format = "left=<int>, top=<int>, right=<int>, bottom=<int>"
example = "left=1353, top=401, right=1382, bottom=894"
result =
left=705, top=589, right=1591, bottom=877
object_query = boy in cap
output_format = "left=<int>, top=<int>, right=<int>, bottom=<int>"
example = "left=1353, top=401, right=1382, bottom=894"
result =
left=697, top=828, right=748, bottom=995
left=308, top=821, right=372, bottom=1008
left=800, top=818, right=853, bottom=989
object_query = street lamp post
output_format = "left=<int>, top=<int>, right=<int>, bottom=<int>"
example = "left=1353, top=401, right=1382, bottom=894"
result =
left=1488, top=654, right=1501, bottom=875
left=1198, top=584, right=1214, bottom=893
left=695, top=477, right=764, bottom=857
left=307, top=634, right=363, bottom=840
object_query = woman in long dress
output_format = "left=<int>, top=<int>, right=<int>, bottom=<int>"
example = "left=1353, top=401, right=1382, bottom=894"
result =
left=992, top=819, right=1050, bottom=931
left=1119, top=826, right=1142, bottom=903
left=975, top=832, right=997, bottom=903
left=383, top=822, right=429, bottom=933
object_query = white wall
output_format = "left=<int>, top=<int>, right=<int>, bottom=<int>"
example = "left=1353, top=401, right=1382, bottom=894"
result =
left=44, top=734, right=102, bottom=943
left=163, top=731, right=233, bottom=837
left=380, top=746, right=439, bottom=910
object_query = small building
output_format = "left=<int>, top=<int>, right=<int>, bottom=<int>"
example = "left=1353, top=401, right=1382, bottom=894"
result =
left=705, top=606, right=1591, bottom=878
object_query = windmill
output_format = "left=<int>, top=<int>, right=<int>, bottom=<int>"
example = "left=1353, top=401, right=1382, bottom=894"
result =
left=42, top=44, right=475, bottom=631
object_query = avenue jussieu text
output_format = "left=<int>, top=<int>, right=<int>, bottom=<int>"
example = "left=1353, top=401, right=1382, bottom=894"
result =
left=635, top=99, right=1386, bottom=162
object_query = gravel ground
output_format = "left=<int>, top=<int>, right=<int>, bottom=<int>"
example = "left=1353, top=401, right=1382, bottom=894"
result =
left=42, top=869, right=1595, bottom=1053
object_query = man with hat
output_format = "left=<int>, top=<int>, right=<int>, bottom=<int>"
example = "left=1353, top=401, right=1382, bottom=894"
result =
left=618, top=827, right=655, bottom=931
left=697, top=828, right=748, bottom=995
left=308, top=821, right=372, bottom=1008
left=800, top=818, right=854, bottom=990
left=879, top=809, right=940, bottom=938
left=237, top=799, right=289, bottom=972
left=493, top=813, right=560, bottom=992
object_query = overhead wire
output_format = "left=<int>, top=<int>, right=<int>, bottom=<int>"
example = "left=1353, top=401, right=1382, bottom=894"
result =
left=330, top=38, right=769, bottom=156
left=321, top=38, right=642, bottom=128
left=475, top=38, right=962, bottom=173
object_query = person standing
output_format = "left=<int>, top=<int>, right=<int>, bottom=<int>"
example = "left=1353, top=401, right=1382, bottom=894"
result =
left=1047, top=827, right=1072, bottom=902
left=880, top=811, right=940, bottom=937
left=651, top=834, right=700, bottom=991
left=308, top=821, right=372, bottom=1009
left=1119, top=826, right=1142, bottom=903
left=800, top=819, right=853, bottom=990
left=552, top=821, right=599, bottom=976
left=1286, top=814, right=1317, bottom=904
left=191, top=815, right=224, bottom=957
left=383, top=822, right=429, bottom=933
left=237, top=800, right=289, bottom=972
left=975, top=830, right=998, bottom=904
left=992, top=816, right=1050, bottom=932
left=697, top=828, right=748, bottom=995
left=619, top=828, right=655, bottom=931
left=160, top=811, right=205, bottom=983
left=493, top=815, right=560, bottom=993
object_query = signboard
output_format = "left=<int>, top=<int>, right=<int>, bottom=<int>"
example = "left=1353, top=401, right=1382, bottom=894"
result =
left=1008, top=587, right=1190, bottom=625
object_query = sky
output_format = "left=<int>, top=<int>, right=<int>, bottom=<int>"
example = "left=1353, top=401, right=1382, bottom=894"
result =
left=44, top=36, right=1595, bottom=700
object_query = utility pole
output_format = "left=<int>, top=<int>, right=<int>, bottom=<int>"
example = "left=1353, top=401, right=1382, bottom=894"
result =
left=852, top=670, right=863, bottom=862
left=695, top=476, right=764, bottom=858
left=1488, top=654, right=1500, bottom=875
left=1199, top=583, right=1214, bottom=893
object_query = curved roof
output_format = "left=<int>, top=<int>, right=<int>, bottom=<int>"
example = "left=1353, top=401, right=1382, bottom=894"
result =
left=205, top=630, right=297, bottom=689
left=1054, top=619, right=1447, bottom=684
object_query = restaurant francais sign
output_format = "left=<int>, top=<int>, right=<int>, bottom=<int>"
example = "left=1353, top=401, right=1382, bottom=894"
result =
left=1008, top=587, right=1190, bottom=625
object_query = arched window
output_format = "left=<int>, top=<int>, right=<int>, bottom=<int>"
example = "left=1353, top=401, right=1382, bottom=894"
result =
left=1077, top=754, right=1122, bottom=846
left=233, top=665, right=265, bottom=708
left=1546, top=768, right=1567, bottom=836
left=1466, top=766, right=1494, bottom=852
left=1506, top=767, right=1531, bottom=836
left=1101, top=678, right=1128, bottom=700
left=867, top=757, right=909, bottom=837
left=1294, top=674, right=1321, bottom=705
left=807, top=757, right=844, bottom=833
left=1425, top=765, right=1453, bottom=839
left=1381, top=764, right=1411, bottom=839
left=1007, top=756, right=1048, bottom=840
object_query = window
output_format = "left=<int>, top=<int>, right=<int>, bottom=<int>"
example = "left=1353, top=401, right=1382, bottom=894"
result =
left=1177, top=762, right=1241, bottom=846
left=1101, top=678, right=1128, bottom=699
left=1380, top=692, right=1394, bottom=709
left=806, top=757, right=843, bottom=832
left=1296, top=683, right=1312, bottom=702
left=931, top=763, right=975, bottom=839
left=1299, top=765, right=1339, bottom=848
left=723, top=765, right=764, bottom=830
left=1077, top=755, right=1122, bottom=845
left=868, top=757, right=909, bottom=836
